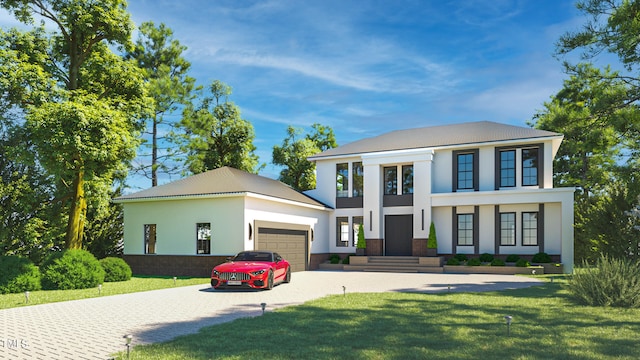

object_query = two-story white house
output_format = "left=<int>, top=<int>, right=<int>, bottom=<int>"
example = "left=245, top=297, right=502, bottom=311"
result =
left=306, top=121, right=574, bottom=271
left=115, top=121, right=574, bottom=276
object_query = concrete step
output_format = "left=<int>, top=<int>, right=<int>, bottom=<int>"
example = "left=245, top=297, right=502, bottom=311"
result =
left=343, top=265, right=444, bottom=273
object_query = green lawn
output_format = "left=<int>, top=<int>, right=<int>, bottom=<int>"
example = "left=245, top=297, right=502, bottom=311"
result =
left=0, top=276, right=209, bottom=310
left=113, top=279, right=640, bottom=360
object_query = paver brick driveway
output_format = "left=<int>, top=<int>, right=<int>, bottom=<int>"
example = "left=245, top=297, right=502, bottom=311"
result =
left=0, top=271, right=542, bottom=359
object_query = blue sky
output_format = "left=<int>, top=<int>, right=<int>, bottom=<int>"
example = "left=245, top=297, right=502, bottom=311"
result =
left=124, top=0, right=585, bottom=185
left=3, top=1, right=590, bottom=188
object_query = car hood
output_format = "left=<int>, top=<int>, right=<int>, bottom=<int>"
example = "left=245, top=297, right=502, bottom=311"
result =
left=214, top=261, right=273, bottom=272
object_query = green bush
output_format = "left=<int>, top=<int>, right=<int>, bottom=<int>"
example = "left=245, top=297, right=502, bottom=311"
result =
left=467, top=258, right=482, bottom=266
left=0, top=255, right=41, bottom=294
left=491, top=258, right=506, bottom=266
left=329, top=254, right=341, bottom=264
left=341, top=256, right=351, bottom=265
left=427, top=222, right=437, bottom=249
left=505, top=254, right=520, bottom=262
left=515, top=259, right=530, bottom=267
left=41, top=249, right=105, bottom=290
left=569, top=255, right=640, bottom=308
left=356, top=223, right=366, bottom=249
left=99, top=257, right=132, bottom=282
left=531, top=252, right=552, bottom=263
left=453, top=254, right=468, bottom=262
left=479, top=253, right=494, bottom=262
left=446, top=257, right=460, bottom=265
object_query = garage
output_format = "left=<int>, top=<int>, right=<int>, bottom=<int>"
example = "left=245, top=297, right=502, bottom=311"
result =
left=256, top=227, right=309, bottom=272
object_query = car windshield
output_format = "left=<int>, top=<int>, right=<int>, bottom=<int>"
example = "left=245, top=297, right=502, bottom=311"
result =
left=233, top=252, right=273, bottom=262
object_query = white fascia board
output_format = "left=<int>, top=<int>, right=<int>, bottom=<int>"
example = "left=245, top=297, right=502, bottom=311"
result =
left=431, top=187, right=575, bottom=207
left=245, top=193, right=331, bottom=211
left=308, top=135, right=564, bottom=162
left=112, top=192, right=245, bottom=203
left=113, top=191, right=330, bottom=211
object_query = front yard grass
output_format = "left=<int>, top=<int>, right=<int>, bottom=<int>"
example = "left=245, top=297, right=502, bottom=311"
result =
left=0, top=276, right=209, bottom=310
left=115, top=279, right=640, bottom=360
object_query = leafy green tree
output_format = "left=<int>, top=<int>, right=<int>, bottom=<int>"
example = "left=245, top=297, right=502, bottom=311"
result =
left=179, top=80, right=260, bottom=174
left=0, top=0, right=151, bottom=250
left=272, top=123, right=337, bottom=191
left=127, top=21, right=197, bottom=186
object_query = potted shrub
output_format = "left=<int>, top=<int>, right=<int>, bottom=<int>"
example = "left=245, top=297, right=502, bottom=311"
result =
left=426, top=222, right=438, bottom=256
left=356, top=223, right=366, bottom=256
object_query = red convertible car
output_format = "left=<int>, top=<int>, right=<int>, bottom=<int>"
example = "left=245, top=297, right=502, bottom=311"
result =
left=210, top=251, right=291, bottom=290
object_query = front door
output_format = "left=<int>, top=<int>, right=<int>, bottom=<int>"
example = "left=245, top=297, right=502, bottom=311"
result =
left=385, top=215, right=413, bottom=256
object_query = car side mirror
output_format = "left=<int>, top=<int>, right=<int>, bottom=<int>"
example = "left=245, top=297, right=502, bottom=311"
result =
left=275, top=256, right=282, bottom=263
left=225, top=256, right=232, bottom=262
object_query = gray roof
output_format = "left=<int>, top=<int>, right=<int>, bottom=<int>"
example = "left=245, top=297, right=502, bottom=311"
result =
left=308, top=121, right=561, bottom=160
left=114, top=166, right=328, bottom=208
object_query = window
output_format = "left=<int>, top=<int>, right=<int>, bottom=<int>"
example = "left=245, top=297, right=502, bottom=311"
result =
left=336, top=163, right=349, bottom=198
left=352, top=216, right=363, bottom=247
left=457, top=214, right=474, bottom=246
left=499, top=150, right=516, bottom=187
left=144, top=224, right=156, bottom=254
left=337, top=217, right=349, bottom=247
left=197, top=223, right=211, bottom=254
left=402, top=165, right=413, bottom=194
left=384, top=166, right=397, bottom=195
left=522, top=148, right=539, bottom=186
left=457, top=153, right=474, bottom=190
left=522, top=212, right=538, bottom=246
left=500, top=213, right=516, bottom=246
left=353, top=162, right=364, bottom=197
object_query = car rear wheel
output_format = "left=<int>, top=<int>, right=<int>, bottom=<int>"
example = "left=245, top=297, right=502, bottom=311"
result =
left=284, top=267, right=291, bottom=283
left=266, top=270, right=274, bottom=290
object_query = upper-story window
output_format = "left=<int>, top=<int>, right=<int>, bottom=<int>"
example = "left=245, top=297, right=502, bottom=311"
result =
left=384, top=166, right=397, bottom=195
left=336, top=163, right=349, bottom=198
left=499, top=150, right=516, bottom=187
left=522, top=148, right=539, bottom=186
left=353, top=162, right=363, bottom=197
left=457, top=153, right=475, bottom=190
left=402, top=165, right=413, bottom=194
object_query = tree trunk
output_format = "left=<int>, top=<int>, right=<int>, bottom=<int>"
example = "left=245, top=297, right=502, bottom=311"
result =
left=65, top=169, right=87, bottom=249
left=152, top=116, right=158, bottom=187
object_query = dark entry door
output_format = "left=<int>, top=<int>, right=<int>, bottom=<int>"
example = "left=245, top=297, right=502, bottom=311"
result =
left=385, top=215, right=413, bottom=256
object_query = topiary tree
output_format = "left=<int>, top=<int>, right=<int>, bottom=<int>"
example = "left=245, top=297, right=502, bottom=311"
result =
left=99, top=257, right=132, bottom=282
left=0, top=255, right=41, bottom=294
left=356, top=223, right=366, bottom=255
left=41, top=249, right=105, bottom=290
left=427, top=222, right=437, bottom=249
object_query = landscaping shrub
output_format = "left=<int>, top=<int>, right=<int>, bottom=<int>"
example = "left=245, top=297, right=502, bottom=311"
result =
left=99, top=257, right=132, bottom=282
left=0, top=255, right=41, bottom=294
left=515, top=259, right=530, bottom=267
left=479, top=253, right=494, bottom=262
left=491, top=258, right=505, bottom=266
left=453, top=253, right=468, bottom=262
left=505, top=254, right=520, bottom=262
left=569, top=255, right=640, bottom=308
left=41, top=249, right=105, bottom=290
left=531, top=252, right=552, bottom=263
left=446, top=257, right=460, bottom=265
left=467, top=258, right=482, bottom=266
left=341, top=256, right=351, bottom=265
left=329, top=254, right=341, bottom=264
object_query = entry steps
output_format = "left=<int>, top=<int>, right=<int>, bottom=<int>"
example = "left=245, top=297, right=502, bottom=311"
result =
left=342, top=256, right=444, bottom=273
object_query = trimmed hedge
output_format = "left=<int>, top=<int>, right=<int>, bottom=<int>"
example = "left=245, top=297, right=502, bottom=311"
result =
left=531, top=252, right=552, bottom=263
left=41, top=249, right=105, bottom=290
left=505, top=254, right=520, bottom=263
left=0, top=255, right=41, bottom=294
left=467, top=258, right=482, bottom=266
left=491, top=258, right=506, bottom=266
left=479, top=253, right=494, bottom=262
left=100, top=257, right=132, bottom=282
left=515, top=259, right=531, bottom=267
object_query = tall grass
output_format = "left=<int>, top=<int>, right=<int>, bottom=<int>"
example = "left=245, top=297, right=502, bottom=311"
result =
left=569, top=255, right=640, bottom=307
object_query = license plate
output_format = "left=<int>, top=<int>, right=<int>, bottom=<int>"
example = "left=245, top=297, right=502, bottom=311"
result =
left=227, top=280, right=242, bottom=286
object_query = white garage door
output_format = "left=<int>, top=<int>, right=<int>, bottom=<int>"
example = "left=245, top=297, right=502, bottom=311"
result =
left=257, top=228, right=308, bottom=272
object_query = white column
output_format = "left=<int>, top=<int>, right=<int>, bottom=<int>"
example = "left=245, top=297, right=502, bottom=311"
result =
left=413, top=151, right=434, bottom=239
left=363, top=162, right=382, bottom=239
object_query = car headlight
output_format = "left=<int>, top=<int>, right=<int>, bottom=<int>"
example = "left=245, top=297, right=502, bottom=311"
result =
left=213, top=270, right=220, bottom=276
left=250, top=269, right=266, bottom=276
